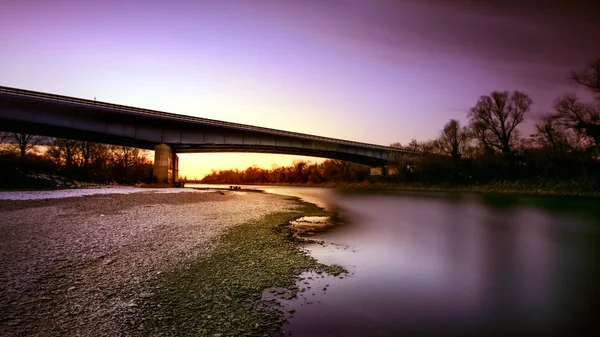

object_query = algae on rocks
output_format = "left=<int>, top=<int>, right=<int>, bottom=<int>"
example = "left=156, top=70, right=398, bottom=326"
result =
left=141, top=199, right=347, bottom=336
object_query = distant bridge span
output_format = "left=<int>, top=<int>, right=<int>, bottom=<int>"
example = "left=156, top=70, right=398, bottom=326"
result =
left=0, top=86, right=420, bottom=184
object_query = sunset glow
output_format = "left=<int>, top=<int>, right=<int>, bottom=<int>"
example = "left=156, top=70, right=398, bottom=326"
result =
left=2, top=0, right=599, bottom=178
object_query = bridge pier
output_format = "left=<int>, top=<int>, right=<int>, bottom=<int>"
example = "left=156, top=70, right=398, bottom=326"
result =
left=2, top=86, right=422, bottom=175
left=153, top=144, right=178, bottom=185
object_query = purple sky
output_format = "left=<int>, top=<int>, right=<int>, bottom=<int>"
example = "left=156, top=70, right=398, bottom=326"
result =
left=2, top=0, right=599, bottom=178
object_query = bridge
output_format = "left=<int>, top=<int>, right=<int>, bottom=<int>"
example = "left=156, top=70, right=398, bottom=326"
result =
left=0, top=86, right=420, bottom=184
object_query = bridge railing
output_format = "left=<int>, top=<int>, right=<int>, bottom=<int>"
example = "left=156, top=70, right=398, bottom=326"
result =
left=0, top=85, right=423, bottom=155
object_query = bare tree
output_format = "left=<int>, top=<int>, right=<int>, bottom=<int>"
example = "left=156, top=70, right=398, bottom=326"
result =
left=571, top=58, right=600, bottom=101
left=553, top=94, right=600, bottom=148
left=110, top=146, right=151, bottom=180
left=406, top=139, right=419, bottom=152
left=405, top=138, right=440, bottom=153
left=10, top=133, right=46, bottom=157
left=533, top=115, right=572, bottom=156
left=554, top=58, right=600, bottom=150
left=80, top=141, right=92, bottom=168
left=47, top=138, right=81, bottom=167
left=469, top=120, right=494, bottom=155
left=0, top=132, right=10, bottom=154
left=468, top=91, right=532, bottom=156
left=438, top=119, right=470, bottom=162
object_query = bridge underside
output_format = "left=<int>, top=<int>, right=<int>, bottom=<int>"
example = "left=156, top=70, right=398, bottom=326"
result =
left=0, top=118, right=156, bottom=150
left=0, top=87, right=422, bottom=184
left=173, top=144, right=388, bottom=166
left=0, top=118, right=389, bottom=167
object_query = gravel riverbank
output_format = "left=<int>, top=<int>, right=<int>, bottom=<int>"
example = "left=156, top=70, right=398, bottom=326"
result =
left=0, top=190, right=299, bottom=336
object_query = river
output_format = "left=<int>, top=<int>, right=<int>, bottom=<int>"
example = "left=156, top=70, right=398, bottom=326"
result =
left=189, top=184, right=600, bottom=336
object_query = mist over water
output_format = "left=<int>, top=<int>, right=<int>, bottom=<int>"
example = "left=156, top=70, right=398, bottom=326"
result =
left=189, top=185, right=600, bottom=335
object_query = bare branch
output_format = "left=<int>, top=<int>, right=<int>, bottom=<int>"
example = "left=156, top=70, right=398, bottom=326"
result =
left=468, top=90, right=532, bottom=156
left=9, top=133, right=47, bottom=157
left=438, top=119, right=471, bottom=161
left=571, top=58, right=600, bottom=101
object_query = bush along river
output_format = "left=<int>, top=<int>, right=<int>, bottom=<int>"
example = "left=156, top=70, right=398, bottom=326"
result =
left=190, top=185, right=600, bottom=336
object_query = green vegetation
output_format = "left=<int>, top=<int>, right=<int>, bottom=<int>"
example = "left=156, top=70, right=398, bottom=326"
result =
left=141, top=200, right=346, bottom=336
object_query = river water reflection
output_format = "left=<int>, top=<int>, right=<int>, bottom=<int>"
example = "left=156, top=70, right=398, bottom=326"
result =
left=189, top=185, right=600, bottom=335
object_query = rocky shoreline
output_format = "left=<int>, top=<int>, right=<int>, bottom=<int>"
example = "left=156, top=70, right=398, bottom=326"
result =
left=0, top=190, right=306, bottom=336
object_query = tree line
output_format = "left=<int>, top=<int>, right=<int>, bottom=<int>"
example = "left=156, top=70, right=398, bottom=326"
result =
left=2, top=58, right=598, bottom=191
left=200, top=160, right=371, bottom=185
left=203, top=58, right=600, bottom=191
left=384, top=57, right=599, bottom=189
left=0, top=134, right=153, bottom=188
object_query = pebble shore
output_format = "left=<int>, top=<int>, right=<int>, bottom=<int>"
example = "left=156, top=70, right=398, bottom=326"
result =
left=0, top=190, right=298, bottom=336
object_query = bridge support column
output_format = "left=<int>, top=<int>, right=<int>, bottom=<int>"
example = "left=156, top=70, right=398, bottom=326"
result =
left=154, top=144, right=178, bottom=185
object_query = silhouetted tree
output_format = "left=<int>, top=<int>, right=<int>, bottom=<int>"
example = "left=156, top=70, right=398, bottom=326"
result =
left=200, top=159, right=370, bottom=185
left=553, top=94, right=600, bottom=150
left=80, top=141, right=93, bottom=169
left=533, top=115, right=570, bottom=157
left=0, top=132, right=11, bottom=154
left=47, top=138, right=80, bottom=167
left=438, top=119, right=470, bottom=163
left=469, top=120, right=495, bottom=155
left=110, top=146, right=151, bottom=182
left=406, top=138, right=439, bottom=153
left=9, top=133, right=46, bottom=157
left=468, top=91, right=532, bottom=156
left=571, top=58, right=600, bottom=100
left=552, top=58, right=600, bottom=152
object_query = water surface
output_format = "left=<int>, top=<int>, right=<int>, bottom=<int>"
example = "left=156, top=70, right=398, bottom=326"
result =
left=190, top=185, right=600, bottom=335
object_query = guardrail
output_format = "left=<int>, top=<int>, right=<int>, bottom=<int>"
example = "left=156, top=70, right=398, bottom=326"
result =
left=0, top=85, right=422, bottom=155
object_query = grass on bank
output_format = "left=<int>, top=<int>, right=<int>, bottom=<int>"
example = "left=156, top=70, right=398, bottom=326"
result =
left=141, top=198, right=345, bottom=336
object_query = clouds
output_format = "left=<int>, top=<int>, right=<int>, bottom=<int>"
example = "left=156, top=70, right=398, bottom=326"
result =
left=2, top=0, right=598, bottom=146
left=255, top=1, right=599, bottom=82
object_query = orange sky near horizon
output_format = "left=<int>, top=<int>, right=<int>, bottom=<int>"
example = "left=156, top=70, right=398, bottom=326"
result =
left=2, top=1, right=599, bottom=180
left=177, top=153, right=324, bottom=180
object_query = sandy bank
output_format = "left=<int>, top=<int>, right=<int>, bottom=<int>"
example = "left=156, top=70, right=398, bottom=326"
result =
left=0, top=190, right=298, bottom=336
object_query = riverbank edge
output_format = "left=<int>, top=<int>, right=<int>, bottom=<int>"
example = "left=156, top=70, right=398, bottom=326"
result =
left=206, top=181, right=600, bottom=197
left=140, top=197, right=346, bottom=336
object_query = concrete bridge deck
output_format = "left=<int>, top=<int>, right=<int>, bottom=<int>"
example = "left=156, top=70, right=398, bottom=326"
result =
left=0, top=86, right=420, bottom=183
